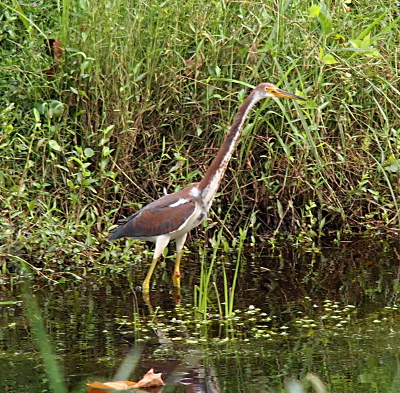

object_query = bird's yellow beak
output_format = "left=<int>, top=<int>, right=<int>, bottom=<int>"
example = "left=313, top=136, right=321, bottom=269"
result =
left=272, top=87, right=307, bottom=101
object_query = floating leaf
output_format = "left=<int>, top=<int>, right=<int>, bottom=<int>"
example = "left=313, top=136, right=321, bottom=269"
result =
left=134, top=368, right=164, bottom=388
left=86, top=369, right=164, bottom=392
left=86, top=380, right=137, bottom=392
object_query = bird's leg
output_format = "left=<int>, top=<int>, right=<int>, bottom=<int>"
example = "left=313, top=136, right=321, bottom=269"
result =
left=142, top=290, right=153, bottom=312
left=142, top=235, right=170, bottom=292
left=172, top=234, right=187, bottom=288
left=142, top=256, right=160, bottom=292
left=172, top=251, right=183, bottom=288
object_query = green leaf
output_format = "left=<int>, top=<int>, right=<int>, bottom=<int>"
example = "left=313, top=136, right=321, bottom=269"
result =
left=33, top=108, right=41, bottom=122
left=81, top=60, right=90, bottom=71
left=49, top=140, right=61, bottom=151
left=277, top=199, right=284, bottom=219
left=135, top=72, right=147, bottom=82
left=27, top=200, right=35, bottom=212
left=102, top=146, right=114, bottom=156
left=349, top=35, right=379, bottom=57
left=309, top=5, right=321, bottom=18
left=11, top=0, right=30, bottom=30
left=355, top=11, right=386, bottom=41
left=322, top=54, right=337, bottom=64
left=49, top=100, right=64, bottom=118
left=372, top=16, right=400, bottom=43
left=79, top=90, right=89, bottom=98
left=319, top=13, right=333, bottom=35
left=84, top=148, right=94, bottom=158
left=79, top=0, right=89, bottom=11
left=384, top=162, right=400, bottom=173
left=352, top=34, right=372, bottom=49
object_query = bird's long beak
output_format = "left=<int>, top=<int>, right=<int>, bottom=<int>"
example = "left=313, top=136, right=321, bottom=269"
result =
left=273, top=88, right=307, bottom=101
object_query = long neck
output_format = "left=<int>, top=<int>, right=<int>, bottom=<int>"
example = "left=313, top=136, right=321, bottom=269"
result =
left=199, top=89, right=263, bottom=211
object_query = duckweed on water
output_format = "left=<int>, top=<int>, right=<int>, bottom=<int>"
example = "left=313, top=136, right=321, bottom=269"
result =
left=114, top=299, right=400, bottom=343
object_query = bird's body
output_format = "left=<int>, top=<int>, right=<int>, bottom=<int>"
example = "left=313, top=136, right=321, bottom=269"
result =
left=109, top=83, right=306, bottom=292
left=109, top=183, right=205, bottom=244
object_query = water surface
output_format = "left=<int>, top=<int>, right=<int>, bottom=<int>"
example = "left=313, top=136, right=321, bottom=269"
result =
left=1, top=237, right=400, bottom=392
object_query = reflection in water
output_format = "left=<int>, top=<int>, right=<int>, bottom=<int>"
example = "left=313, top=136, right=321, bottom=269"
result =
left=0, top=238, right=400, bottom=392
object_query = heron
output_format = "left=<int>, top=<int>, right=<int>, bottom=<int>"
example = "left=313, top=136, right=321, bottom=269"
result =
left=109, top=83, right=306, bottom=292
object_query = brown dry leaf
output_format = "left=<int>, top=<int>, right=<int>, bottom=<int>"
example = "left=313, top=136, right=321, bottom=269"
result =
left=133, top=368, right=164, bottom=388
left=44, top=38, right=63, bottom=77
left=86, top=368, right=164, bottom=391
left=201, top=32, right=214, bottom=46
left=184, top=53, right=204, bottom=76
left=52, top=38, right=63, bottom=62
left=247, top=41, right=258, bottom=64
left=45, top=38, right=62, bottom=61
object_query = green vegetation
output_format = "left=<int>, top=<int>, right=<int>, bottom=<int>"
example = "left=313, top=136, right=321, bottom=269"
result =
left=1, top=0, right=399, bottom=275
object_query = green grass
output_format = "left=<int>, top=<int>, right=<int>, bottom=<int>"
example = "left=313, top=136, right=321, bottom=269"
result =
left=0, top=0, right=399, bottom=279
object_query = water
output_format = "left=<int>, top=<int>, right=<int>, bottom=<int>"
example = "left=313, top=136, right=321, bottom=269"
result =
left=1, top=237, right=400, bottom=392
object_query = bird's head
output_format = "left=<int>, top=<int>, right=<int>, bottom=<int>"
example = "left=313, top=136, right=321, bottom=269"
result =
left=255, top=82, right=307, bottom=101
